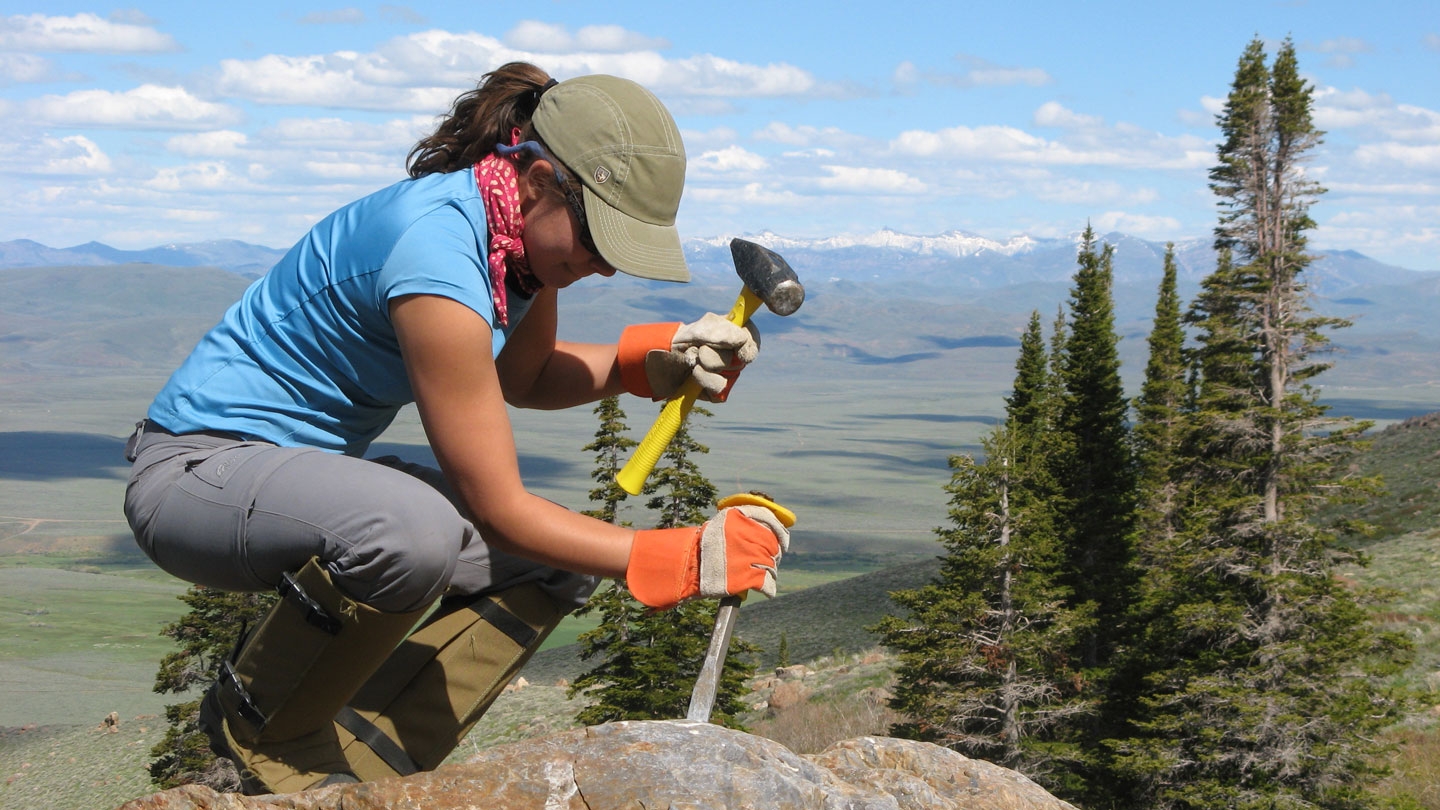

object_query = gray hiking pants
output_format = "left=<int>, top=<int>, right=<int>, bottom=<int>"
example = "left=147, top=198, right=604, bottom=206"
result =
left=123, top=421, right=598, bottom=614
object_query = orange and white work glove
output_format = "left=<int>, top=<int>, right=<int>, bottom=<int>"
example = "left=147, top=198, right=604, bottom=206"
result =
left=618, top=314, right=760, bottom=402
left=626, top=504, right=791, bottom=610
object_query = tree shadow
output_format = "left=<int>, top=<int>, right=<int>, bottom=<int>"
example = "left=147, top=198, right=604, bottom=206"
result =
left=0, top=432, right=130, bottom=480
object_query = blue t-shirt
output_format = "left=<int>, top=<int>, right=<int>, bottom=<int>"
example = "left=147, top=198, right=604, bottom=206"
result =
left=148, top=168, right=533, bottom=455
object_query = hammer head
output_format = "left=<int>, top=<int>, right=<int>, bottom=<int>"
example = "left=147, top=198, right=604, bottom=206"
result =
left=730, top=239, right=805, bottom=316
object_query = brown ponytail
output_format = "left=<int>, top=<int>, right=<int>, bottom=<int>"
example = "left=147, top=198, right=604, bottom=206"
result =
left=407, top=62, right=553, bottom=178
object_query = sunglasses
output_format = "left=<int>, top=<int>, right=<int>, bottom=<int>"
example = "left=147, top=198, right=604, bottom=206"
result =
left=496, top=139, right=602, bottom=259
left=551, top=164, right=600, bottom=258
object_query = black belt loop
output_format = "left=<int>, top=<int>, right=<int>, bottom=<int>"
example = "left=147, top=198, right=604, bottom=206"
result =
left=124, top=419, right=147, bottom=463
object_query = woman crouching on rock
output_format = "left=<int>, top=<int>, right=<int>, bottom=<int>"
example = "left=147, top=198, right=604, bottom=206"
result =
left=122, top=61, right=789, bottom=795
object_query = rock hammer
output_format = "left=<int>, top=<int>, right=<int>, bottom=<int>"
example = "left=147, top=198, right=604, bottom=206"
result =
left=686, top=492, right=797, bottom=723
left=616, top=238, right=805, bottom=495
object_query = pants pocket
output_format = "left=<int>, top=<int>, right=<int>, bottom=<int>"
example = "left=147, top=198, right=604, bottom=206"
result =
left=144, top=443, right=288, bottom=591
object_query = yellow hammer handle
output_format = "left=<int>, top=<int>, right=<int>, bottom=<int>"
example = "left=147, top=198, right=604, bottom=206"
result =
left=616, top=287, right=765, bottom=495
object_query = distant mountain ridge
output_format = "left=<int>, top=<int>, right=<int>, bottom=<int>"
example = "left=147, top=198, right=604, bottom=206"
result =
left=0, top=238, right=287, bottom=278
left=1, top=231, right=1429, bottom=294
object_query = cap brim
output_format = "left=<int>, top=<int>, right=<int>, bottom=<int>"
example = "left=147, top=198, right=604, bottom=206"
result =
left=584, top=185, right=690, bottom=283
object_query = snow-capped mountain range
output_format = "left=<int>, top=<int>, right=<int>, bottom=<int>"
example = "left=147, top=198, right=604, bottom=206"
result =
left=0, top=230, right=1424, bottom=295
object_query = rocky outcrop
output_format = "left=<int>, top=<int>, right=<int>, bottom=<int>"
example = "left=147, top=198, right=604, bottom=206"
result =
left=115, top=720, right=1077, bottom=810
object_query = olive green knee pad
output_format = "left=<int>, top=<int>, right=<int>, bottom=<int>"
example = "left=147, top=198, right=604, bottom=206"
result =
left=334, top=582, right=565, bottom=781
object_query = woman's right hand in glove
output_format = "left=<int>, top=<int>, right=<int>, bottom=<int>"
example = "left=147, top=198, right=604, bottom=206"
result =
left=625, top=503, right=790, bottom=610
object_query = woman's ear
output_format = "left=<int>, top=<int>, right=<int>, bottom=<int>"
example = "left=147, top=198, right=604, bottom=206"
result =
left=517, top=158, right=553, bottom=207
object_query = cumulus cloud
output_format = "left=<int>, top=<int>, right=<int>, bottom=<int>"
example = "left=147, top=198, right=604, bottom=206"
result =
left=166, top=131, right=250, bottom=158
left=209, top=28, right=816, bottom=111
left=1354, top=142, right=1440, bottom=169
left=816, top=165, right=925, bottom=194
left=505, top=21, right=668, bottom=53
left=380, top=6, right=427, bottom=24
left=0, top=132, right=112, bottom=175
left=1304, top=36, right=1372, bottom=69
left=686, top=182, right=804, bottom=207
left=1315, top=86, right=1440, bottom=142
left=891, top=119, right=1212, bottom=171
left=1034, top=102, right=1103, bottom=130
left=1092, top=210, right=1182, bottom=237
left=0, top=52, right=54, bottom=84
left=213, top=51, right=460, bottom=111
left=691, top=146, right=769, bottom=175
left=943, top=54, right=1051, bottom=88
left=1034, top=177, right=1159, bottom=206
left=23, top=85, right=243, bottom=130
left=300, top=8, right=367, bottom=25
left=752, top=121, right=868, bottom=151
left=0, top=12, right=179, bottom=53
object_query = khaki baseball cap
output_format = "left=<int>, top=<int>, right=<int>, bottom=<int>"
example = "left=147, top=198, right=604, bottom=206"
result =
left=533, top=75, right=690, bottom=283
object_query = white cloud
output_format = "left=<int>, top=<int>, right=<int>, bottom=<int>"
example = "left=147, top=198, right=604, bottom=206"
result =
left=208, top=28, right=814, bottom=113
left=299, top=9, right=367, bottom=25
left=46, top=134, right=112, bottom=173
left=891, top=120, right=1212, bottom=171
left=214, top=51, right=459, bottom=111
left=0, top=12, right=178, bottom=53
left=625, top=53, right=813, bottom=97
left=691, top=146, right=769, bottom=174
left=1034, top=178, right=1159, bottom=206
left=1426, top=33, right=1440, bottom=52
left=687, top=182, right=804, bottom=207
left=23, top=85, right=243, bottom=130
left=943, top=55, right=1051, bottom=88
left=816, top=165, right=925, bottom=194
left=1034, top=102, right=1102, bottom=130
left=380, top=6, right=427, bottom=25
left=167, top=131, right=250, bottom=158
left=1092, top=211, right=1182, bottom=238
left=1315, top=86, right=1440, bottom=142
left=146, top=162, right=247, bottom=192
left=892, top=60, right=920, bottom=89
left=505, top=21, right=668, bottom=53
left=1354, top=142, right=1440, bottom=169
left=0, top=52, right=53, bottom=83
left=1307, top=37, right=1370, bottom=55
left=163, top=208, right=224, bottom=223
left=752, top=121, right=866, bottom=150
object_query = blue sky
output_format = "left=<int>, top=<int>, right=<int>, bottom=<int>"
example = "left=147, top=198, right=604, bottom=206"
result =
left=2, top=2, right=1437, bottom=269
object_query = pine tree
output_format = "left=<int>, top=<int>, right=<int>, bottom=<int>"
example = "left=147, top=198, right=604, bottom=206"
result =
left=1006, top=311, right=1053, bottom=440
left=1132, top=244, right=1187, bottom=540
left=877, top=322, right=1092, bottom=787
left=581, top=396, right=638, bottom=524
left=1110, top=38, right=1412, bottom=810
left=148, top=587, right=275, bottom=789
left=570, top=406, right=757, bottom=728
left=1053, top=226, right=1136, bottom=671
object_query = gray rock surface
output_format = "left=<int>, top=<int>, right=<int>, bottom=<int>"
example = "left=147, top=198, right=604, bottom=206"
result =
left=114, top=721, right=1077, bottom=810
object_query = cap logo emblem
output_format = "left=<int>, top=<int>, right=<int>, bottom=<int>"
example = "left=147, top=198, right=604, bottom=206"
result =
left=593, top=165, right=611, bottom=184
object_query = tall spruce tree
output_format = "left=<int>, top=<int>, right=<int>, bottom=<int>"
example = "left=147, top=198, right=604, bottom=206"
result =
left=1132, top=244, right=1187, bottom=539
left=581, top=396, right=638, bottom=524
left=1110, top=38, right=1411, bottom=810
left=878, top=316, right=1094, bottom=789
left=1053, top=226, right=1137, bottom=672
left=1006, top=311, right=1053, bottom=439
left=570, top=406, right=756, bottom=728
